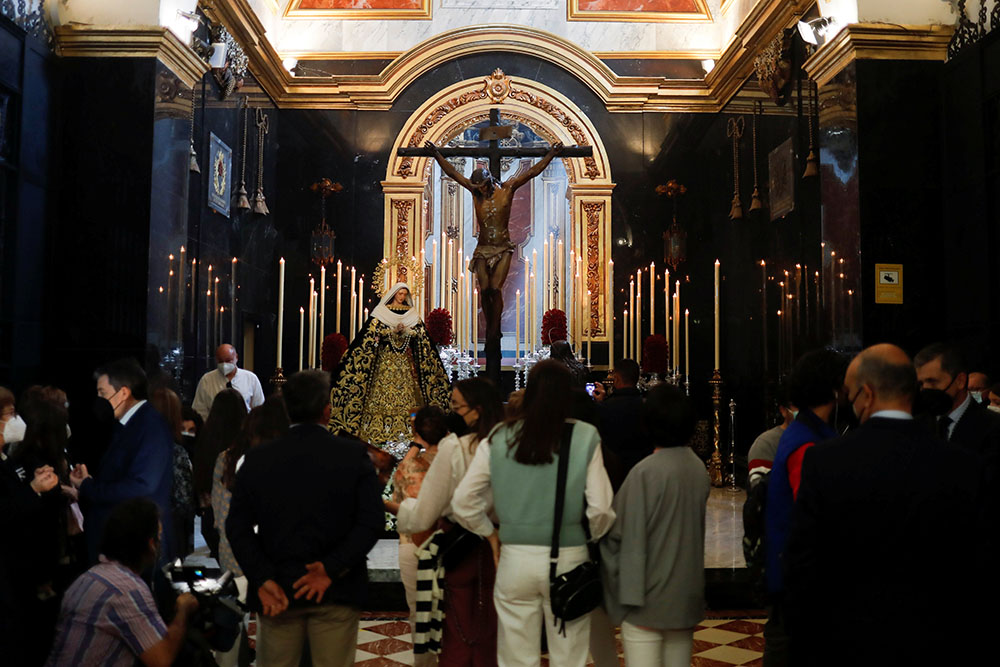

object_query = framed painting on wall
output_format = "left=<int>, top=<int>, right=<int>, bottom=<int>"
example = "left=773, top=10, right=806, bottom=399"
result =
left=285, top=0, right=432, bottom=20
left=768, top=136, right=795, bottom=221
left=208, top=133, right=232, bottom=218
left=568, top=0, right=713, bottom=22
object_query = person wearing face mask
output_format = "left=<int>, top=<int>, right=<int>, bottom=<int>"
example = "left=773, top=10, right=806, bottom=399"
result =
left=783, top=344, right=981, bottom=665
left=988, top=383, right=1000, bottom=411
left=747, top=386, right=796, bottom=491
left=0, top=385, right=26, bottom=459
left=69, top=358, right=176, bottom=566
left=914, top=343, right=1000, bottom=460
left=391, top=378, right=505, bottom=666
left=968, top=371, right=991, bottom=403
left=192, top=344, right=265, bottom=421
left=762, top=349, right=845, bottom=667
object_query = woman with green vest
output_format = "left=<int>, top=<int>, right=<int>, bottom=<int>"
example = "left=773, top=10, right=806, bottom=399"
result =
left=453, top=360, right=616, bottom=667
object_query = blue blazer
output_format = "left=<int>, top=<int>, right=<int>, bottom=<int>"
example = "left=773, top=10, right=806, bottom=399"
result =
left=80, top=402, right=175, bottom=564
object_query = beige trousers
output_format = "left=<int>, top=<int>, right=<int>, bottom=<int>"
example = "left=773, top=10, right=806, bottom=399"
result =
left=258, top=603, right=360, bottom=667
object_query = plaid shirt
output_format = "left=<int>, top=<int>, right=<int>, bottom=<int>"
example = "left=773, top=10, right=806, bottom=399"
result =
left=46, top=559, right=166, bottom=666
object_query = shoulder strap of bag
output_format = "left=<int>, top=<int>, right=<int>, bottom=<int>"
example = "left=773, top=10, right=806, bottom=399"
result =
left=550, top=421, right=575, bottom=581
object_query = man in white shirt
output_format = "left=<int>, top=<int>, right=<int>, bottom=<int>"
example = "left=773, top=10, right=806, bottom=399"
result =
left=192, top=344, right=264, bottom=420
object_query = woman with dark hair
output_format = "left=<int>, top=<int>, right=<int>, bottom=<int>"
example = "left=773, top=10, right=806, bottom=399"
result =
left=210, top=395, right=289, bottom=667
left=599, top=384, right=709, bottom=666
left=192, top=388, right=247, bottom=556
left=383, top=405, right=450, bottom=667
left=148, top=386, right=195, bottom=560
left=393, top=377, right=504, bottom=666
left=452, top=360, right=615, bottom=667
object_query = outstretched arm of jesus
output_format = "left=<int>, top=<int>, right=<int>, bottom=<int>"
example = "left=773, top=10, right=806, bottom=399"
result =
left=424, top=141, right=475, bottom=191
left=506, top=141, right=563, bottom=191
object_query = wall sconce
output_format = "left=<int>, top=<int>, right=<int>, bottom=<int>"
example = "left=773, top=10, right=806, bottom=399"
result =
left=797, top=16, right=841, bottom=46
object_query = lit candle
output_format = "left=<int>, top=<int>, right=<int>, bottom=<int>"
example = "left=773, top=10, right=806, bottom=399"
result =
left=419, top=250, right=426, bottom=315
left=178, top=246, right=185, bottom=336
left=515, top=289, right=521, bottom=361
left=447, top=239, right=454, bottom=315
left=714, top=260, right=721, bottom=370
left=672, top=291, right=679, bottom=371
left=664, top=269, right=670, bottom=367
left=349, top=268, right=357, bottom=340
left=624, top=308, right=630, bottom=360
left=558, top=239, right=565, bottom=311
left=636, top=270, right=642, bottom=366
left=364, top=307, right=369, bottom=321
left=523, top=258, right=530, bottom=351
left=299, top=307, right=305, bottom=371
left=308, top=278, right=316, bottom=368
left=532, top=248, right=538, bottom=327
left=319, top=264, right=326, bottom=344
left=214, top=277, right=220, bottom=349
left=167, top=254, right=174, bottom=340
left=472, top=287, right=478, bottom=362
left=231, top=257, right=237, bottom=342
left=465, top=265, right=471, bottom=352
left=432, top=239, right=438, bottom=309
left=684, top=308, right=690, bottom=380
left=607, top=258, right=614, bottom=367
left=795, top=263, right=803, bottom=336
left=312, top=290, right=319, bottom=367
left=358, top=277, right=365, bottom=334
left=277, top=258, right=285, bottom=367
left=569, top=250, right=576, bottom=334
left=548, top=232, right=555, bottom=310
left=629, top=278, right=635, bottom=360
left=335, top=260, right=342, bottom=334
left=530, top=271, right=537, bottom=351
left=577, top=256, right=584, bottom=349
left=760, top=260, right=767, bottom=376
left=190, top=258, right=197, bottom=324
left=586, top=289, right=592, bottom=363
left=543, top=239, right=549, bottom=313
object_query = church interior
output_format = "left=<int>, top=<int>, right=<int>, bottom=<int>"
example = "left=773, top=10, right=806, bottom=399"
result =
left=2, top=1, right=998, bottom=665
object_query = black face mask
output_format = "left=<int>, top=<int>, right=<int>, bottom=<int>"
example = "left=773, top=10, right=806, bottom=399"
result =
left=914, top=389, right=954, bottom=418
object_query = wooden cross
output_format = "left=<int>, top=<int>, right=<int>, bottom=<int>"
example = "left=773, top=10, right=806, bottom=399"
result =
left=398, top=108, right=592, bottom=178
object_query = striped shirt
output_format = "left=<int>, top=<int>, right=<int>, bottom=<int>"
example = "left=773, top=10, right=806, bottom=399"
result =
left=46, top=559, right=166, bottom=666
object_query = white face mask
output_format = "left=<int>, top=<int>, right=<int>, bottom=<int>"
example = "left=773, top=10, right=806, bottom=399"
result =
left=970, top=391, right=984, bottom=404
left=218, top=362, right=237, bottom=377
left=988, top=405, right=1000, bottom=414
left=3, top=414, right=27, bottom=444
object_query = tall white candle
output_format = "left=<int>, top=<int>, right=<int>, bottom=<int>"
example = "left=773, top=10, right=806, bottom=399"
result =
left=298, top=307, right=305, bottom=371
left=349, top=268, right=357, bottom=340
left=530, top=271, right=537, bottom=351
left=465, top=267, right=472, bottom=353
left=358, top=277, right=364, bottom=334
left=472, top=288, right=478, bottom=361
left=335, top=260, right=342, bottom=334
left=673, top=290, right=680, bottom=371
left=516, top=289, right=521, bottom=360
left=523, top=259, right=530, bottom=351
left=558, top=239, right=565, bottom=311
left=319, top=264, right=326, bottom=343
left=432, top=239, right=438, bottom=309
left=543, top=239, right=549, bottom=313
left=629, top=279, right=635, bottom=360
left=457, top=273, right=464, bottom=353
left=419, top=250, right=426, bottom=315
left=569, top=249, right=576, bottom=334
left=548, top=232, right=555, bottom=310
left=685, top=309, right=690, bottom=379
left=607, top=258, right=614, bottom=367
left=277, top=258, right=285, bottom=367
left=178, top=247, right=185, bottom=337
left=636, top=269, right=642, bottom=365
left=664, top=269, right=670, bottom=365
left=308, top=278, right=315, bottom=368
left=624, top=308, right=630, bottom=360
left=312, top=290, right=318, bottom=368
left=231, top=257, right=237, bottom=343
left=447, top=239, right=454, bottom=315
left=586, top=289, right=592, bottom=363
left=532, top=248, right=538, bottom=326
left=214, top=278, right=220, bottom=349
left=714, top=259, right=721, bottom=369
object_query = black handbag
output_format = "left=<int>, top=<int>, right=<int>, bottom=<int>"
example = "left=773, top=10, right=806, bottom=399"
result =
left=437, top=523, right=482, bottom=571
left=548, top=422, right=602, bottom=635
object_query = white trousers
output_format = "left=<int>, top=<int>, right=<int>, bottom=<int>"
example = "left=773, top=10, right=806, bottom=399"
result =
left=494, top=543, right=590, bottom=667
left=398, top=540, right=437, bottom=667
left=621, top=621, right=693, bottom=667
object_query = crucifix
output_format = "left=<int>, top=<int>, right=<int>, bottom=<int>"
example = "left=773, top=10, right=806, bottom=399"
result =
left=398, top=108, right=593, bottom=385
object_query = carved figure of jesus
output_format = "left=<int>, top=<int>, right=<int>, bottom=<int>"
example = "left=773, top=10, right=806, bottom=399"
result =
left=426, top=140, right=562, bottom=378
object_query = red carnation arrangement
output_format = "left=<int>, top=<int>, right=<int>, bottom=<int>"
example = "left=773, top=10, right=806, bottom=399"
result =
left=641, top=334, right=669, bottom=376
left=322, top=333, right=349, bottom=371
left=425, top=308, right=453, bottom=347
left=541, top=309, right=568, bottom=345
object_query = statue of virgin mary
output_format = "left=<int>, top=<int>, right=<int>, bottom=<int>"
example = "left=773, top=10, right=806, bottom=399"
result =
left=328, top=282, right=451, bottom=445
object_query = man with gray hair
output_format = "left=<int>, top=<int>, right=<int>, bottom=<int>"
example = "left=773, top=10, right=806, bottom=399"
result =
left=226, top=370, right=384, bottom=667
left=784, top=344, right=980, bottom=665
left=192, top=344, right=264, bottom=419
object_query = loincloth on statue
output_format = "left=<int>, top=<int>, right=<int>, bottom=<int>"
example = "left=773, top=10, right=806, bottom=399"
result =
left=469, top=242, right=515, bottom=273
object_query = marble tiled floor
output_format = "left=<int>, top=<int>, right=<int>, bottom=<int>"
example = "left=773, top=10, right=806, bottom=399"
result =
left=355, top=613, right=767, bottom=666
left=367, top=485, right=747, bottom=578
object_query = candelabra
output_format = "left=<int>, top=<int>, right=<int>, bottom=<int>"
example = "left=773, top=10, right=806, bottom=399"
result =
left=709, top=368, right=724, bottom=487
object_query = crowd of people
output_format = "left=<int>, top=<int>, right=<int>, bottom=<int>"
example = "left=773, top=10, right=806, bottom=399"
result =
left=1, top=332, right=996, bottom=667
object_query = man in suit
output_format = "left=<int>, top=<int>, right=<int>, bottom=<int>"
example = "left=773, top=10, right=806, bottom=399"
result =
left=70, top=359, right=175, bottom=565
left=784, top=344, right=981, bottom=665
left=226, top=370, right=384, bottom=667
left=915, top=342, right=1000, bottom=461
left=592, top=359, right=646, bottom=489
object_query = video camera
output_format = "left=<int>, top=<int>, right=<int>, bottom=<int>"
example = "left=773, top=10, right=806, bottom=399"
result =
left=163, top=558, right=244, bottom=655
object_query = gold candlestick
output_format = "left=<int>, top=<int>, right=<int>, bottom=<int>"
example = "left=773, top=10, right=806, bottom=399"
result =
left=709, top=368, right=724, bottom=487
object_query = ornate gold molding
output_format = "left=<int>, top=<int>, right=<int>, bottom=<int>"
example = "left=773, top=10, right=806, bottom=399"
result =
left=284, top=0, right=431, bottom=21
left=567, top=0, right=712, bottom=23
left=282, top=49, right=722, bottom=61
left=54, top=25, right=209, bottom=89
left=204, top=0, right=810, bottom=111
left=803, top=23, right=955, bottom=87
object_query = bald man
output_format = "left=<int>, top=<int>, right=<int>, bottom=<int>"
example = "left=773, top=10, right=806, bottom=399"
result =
left=192, top=344, right=264, bottom=419
left=783, top=344, right=980, bottom=665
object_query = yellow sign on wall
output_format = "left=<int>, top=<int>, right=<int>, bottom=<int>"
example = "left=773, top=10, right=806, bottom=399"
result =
left=875, top=264, right=903, bottom=304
